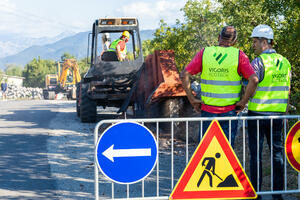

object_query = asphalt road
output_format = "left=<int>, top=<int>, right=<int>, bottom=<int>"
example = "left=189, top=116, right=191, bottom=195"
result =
left=0, top=100, right=298, bottom=200
left=0, top=100, right=117, bottom=200
left=0, top=100, right=59, bottom=199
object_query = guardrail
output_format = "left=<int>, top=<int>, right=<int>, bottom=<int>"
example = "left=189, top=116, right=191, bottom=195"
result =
left=94, top=115, right=300, bottom=200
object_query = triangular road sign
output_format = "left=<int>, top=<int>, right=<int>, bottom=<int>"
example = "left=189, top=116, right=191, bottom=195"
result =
left=169, top=120, right=256, bottom=199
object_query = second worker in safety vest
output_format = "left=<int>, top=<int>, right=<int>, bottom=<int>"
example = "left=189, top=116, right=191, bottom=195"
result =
left=108, top=31, right=130, bottom=61
left=180, top=26, right=259, bottom=147
left=247, top=24, right=291, bottom=200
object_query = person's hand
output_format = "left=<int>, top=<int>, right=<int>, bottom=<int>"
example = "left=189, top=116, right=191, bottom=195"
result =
left=190, top=97, right=203, bottom=113
left=235, top=100, right=246, bottom=114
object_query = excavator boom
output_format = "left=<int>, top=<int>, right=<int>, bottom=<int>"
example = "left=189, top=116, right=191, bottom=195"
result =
left=43, top=58, right=81, bottom=100
left=59, top=59, right=81, bottom=88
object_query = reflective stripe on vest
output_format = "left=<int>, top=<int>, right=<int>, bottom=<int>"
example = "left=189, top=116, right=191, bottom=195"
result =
left=201, top=92, right=240, bottom=98
left=201, top=79, right=241, bottom=86
left=248, top=53, right=291, bottom=112
left=200, top=46, right=241, bottom=106
left=256, top=86, right=289, bottom=91
left=250, top=98, right=288, bottom=104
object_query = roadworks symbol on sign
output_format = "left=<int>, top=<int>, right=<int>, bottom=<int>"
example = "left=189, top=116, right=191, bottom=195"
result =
left=169, top=120, right=256, bottom=200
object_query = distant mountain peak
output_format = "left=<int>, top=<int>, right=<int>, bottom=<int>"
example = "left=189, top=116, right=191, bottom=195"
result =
left=0, top=29, right=154, bottom=70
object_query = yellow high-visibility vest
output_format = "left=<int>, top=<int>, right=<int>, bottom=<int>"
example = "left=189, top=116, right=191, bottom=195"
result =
left=201, top=46, right=241, bottom=106
left=108, top=39, right=127, bottom=58
left=248, top=53, right=291, bottom=112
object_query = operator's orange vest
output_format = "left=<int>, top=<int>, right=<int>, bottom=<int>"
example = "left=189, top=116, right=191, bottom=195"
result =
left=108, top=39, right=127, bottom=58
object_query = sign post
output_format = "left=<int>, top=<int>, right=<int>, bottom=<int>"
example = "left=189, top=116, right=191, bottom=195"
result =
left=96, top=121, right=158, bottom=184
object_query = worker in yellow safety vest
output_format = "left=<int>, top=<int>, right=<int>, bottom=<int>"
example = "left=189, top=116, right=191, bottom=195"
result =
left=108, top=31, right=130, bottom=61
left=247, top=24, right=291, bottom=200
left=180, top=26, right=258, bottom=147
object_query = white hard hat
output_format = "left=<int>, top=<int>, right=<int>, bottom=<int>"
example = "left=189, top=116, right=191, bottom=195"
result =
left=251, top=24, right=274, bottom=39
left=102, top=33, right=110, bottom=39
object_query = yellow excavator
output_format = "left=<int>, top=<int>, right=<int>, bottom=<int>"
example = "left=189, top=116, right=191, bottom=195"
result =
left=43, top=58, right=81, bottom=100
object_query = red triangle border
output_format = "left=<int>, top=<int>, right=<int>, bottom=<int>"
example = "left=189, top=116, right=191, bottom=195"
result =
left=170, top=120, right=256, bottom=199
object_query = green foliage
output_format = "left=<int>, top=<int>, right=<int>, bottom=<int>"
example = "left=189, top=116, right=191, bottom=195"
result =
left=4, top=64, right=23, bottom=77
left=142, top=40, right=153, bottom=58
left=142, top=0, right=224, bottom=71
left=61, top=52, right=75, bottom=61
left=0, top=70, right=3, bottom=82
left=77, top=57, right=90, bottom=77
left=22, top=54, right=90, bottom=88
left=142, top=0, right=300, bottom=113
left=23, top=57, right=56, bottom=88
left=218, top=0, right=300, bottom=113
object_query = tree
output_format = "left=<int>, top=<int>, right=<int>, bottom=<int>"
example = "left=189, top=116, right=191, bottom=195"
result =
left=142, top=0, right=224, bottom=70
left=77, top=57, right=90, bottom=77
left=4, top=64, right=23, bottom=77
left=143, top=0, right=299, bottom=113
left=0, top=70, right=3, bottom=82
left=23, top=57, right=56, bottom=88
left=217, top=0, right=300, bottom=113
left=61, top=52, right=75, bottom=61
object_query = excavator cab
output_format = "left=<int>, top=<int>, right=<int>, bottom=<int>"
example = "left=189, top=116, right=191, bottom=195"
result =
left=45, top=74, right=58, bottom=89
left=78, top=17, right=144, bottom=122
left=43, top=74, right=58, bottom=100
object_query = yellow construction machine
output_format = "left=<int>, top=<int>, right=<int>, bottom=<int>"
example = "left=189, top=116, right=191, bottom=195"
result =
left=43, top=74, right=59, bottom=99
left=43, top=58, right=81, bottom=100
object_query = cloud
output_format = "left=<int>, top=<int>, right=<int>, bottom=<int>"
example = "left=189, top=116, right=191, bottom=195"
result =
left=0, top=0, right=19, bottom=34
left=0, top=0, right=187, bottom=38
left=117, top=0, right=186, bottom=30
left=0, top=0, right=82, bottom=37
left=0, top=0, right=16, bottom=12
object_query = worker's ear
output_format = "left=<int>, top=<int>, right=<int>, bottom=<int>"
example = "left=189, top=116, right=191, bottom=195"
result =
left=231, top=39, right=237, bottom=46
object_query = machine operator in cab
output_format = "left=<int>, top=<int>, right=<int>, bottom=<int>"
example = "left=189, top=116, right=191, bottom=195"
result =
left=107, top=31, right=130, bottom=61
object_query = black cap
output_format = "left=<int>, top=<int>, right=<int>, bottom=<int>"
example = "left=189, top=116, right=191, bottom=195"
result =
left=220, top=26, right=237, bottom=42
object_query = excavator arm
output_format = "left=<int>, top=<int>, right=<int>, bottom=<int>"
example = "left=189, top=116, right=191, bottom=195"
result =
left=59, top=59, right=81, bottom=88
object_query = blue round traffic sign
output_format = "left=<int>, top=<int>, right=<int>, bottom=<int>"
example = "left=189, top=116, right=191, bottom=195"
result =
left=96, top=121, right=158, bottom=184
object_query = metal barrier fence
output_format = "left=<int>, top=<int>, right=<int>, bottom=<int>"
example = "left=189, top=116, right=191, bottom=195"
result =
left=94, top=115, right=300, bottom=200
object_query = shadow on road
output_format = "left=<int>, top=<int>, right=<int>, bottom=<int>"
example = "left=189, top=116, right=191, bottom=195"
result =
left=0, top=133, right=57, bottom=199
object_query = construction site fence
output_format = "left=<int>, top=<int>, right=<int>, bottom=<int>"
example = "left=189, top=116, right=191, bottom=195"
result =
left=94, top=115, right=300, bottom=200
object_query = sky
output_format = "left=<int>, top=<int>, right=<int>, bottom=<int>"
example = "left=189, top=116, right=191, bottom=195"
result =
left=0, top=0, right=187, bottom=38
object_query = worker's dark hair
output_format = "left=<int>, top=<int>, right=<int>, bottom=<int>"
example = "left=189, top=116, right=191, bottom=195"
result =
left=220, top=26, right=237, bottom=42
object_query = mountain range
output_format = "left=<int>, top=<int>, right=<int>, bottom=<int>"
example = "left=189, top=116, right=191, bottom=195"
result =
left=0, top=29, right=155, bottom=70
left=0, top=31, right=75, bottom=58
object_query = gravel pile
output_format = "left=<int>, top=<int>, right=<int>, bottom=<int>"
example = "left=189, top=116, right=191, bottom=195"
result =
left=5, top=84, right=43, bottom=100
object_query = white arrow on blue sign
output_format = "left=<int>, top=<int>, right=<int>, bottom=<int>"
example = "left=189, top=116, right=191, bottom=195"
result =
left=96, top=121, right=158, bottom=184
